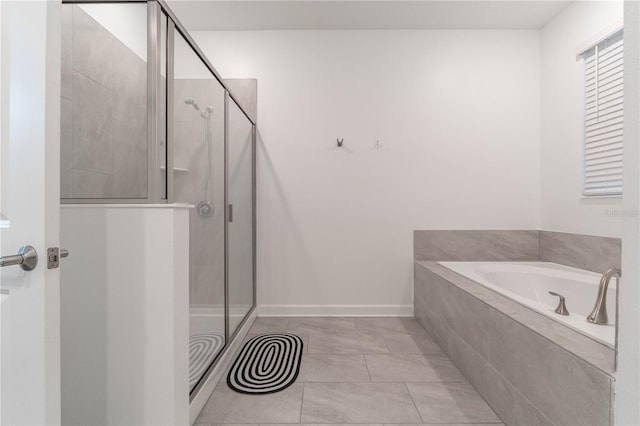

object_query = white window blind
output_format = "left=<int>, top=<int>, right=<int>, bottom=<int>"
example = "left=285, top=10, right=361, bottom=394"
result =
left=583, top=30, right=624, bottom=196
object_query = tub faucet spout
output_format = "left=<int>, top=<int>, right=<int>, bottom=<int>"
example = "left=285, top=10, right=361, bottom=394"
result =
left=587, top=268, right=621, bottom=325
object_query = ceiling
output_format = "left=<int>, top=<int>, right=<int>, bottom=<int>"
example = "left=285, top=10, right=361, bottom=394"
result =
left=165, top=0, right=573, bottom=31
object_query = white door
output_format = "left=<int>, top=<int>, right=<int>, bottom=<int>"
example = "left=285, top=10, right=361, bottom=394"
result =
left=0, top=1, right=61, bottom=425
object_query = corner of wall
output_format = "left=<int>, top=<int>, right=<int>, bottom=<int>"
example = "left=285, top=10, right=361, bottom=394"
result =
left=616, top=1, right=640, bottom=424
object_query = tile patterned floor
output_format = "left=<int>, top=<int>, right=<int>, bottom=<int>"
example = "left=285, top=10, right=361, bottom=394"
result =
left=195, top=317, right=504, bottom=426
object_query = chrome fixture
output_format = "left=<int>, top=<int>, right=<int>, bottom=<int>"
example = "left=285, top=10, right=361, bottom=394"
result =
left=587, top=268, right=621, bottom=325
left=228, top=204, right=234, bottom=223
left=185, top=98, right=214, bottom=118
left=185, top=97, right=200, bottom=111
left=185, top=98, right=215, bottom=198
left=548, top=291, right=569, bottom=315
left=197, top=200, right=214, bottom=218
left=0, top=245, right=38, bottom=271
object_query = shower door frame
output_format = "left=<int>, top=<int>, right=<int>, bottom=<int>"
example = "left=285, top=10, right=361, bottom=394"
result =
left=59, top=0, right=258, bottom=402
left=164, top=3, right=258, bottom=398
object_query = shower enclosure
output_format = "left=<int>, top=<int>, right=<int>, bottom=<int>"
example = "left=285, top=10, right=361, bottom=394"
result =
left=60, top=0, right=256, bottom=400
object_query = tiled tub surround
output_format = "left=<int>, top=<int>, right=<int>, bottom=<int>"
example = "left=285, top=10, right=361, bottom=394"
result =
left=539, top=231, right=622, bottom=274
left=414, top=230, right=540, bottom=262
left=415, top=263, right=614, bottom=425
left=414, top=230, right=622, bottom=274
left=413, top=230, right=620, bottom=425
left=439, top=261, right=616, bottom=347
left=61, top=5, right=148, bottom=199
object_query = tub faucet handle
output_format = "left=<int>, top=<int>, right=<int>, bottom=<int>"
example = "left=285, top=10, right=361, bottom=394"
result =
left=548, top=291, right=569, bottom=316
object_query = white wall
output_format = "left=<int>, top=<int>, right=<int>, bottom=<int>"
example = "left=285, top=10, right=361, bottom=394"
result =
left=192, top=30, right=541, bottom=314
left=540, top=1, right=624, bottom=238
left=617, top=2, right=640, bottom=424
left=78, top=3, right=147, bottom=62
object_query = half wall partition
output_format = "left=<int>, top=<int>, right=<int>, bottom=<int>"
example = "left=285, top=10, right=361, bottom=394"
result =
left=60, top=0, right=256, bottom=407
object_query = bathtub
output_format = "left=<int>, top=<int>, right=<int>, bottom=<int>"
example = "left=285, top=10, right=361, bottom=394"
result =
left=438, top=261, right=616, bottom=347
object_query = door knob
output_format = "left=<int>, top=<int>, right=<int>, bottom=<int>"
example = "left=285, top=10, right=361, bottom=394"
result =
left=0, top=245, right=38, bottom=271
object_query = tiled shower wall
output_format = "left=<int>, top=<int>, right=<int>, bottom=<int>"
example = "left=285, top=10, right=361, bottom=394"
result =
left=61, top=5, right=148, bottom=199
left=173, top=78, right=257, bottom=310
left=173, top=79, right=225, bottom=307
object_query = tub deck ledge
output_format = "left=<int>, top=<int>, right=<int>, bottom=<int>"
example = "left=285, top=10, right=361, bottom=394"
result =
left=415, top=261, right=615, bottom=376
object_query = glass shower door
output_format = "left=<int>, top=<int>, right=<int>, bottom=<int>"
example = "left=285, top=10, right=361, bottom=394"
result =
left=172, top=31, right=226, bottom=394
left=227, top=97, right=255, bottom=337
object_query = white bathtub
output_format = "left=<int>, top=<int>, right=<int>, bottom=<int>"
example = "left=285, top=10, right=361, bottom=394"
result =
left=438, top=261, right=616, bottom=348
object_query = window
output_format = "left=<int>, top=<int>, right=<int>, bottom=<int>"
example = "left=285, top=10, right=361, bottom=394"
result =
left=583, top=30, right=624, bottom=196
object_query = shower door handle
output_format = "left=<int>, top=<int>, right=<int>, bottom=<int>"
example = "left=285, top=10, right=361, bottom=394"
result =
left=228, top=204, right=234, bottom=223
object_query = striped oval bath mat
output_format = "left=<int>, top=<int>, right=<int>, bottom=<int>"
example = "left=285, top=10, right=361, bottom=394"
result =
left=228, top=333, right=303, bottom=394
left=190, top=334, right=225, bottom=392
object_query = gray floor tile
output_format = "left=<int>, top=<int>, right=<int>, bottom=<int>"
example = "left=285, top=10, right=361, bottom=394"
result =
left=198, top=383, right=303, bottom=424
left=384, top=424, right=503, bottom=426
left=300, top=334, right=310, bottom=354
left=307, top=333, right=389, bottom=354
left=301, top=382, right=422, bottom=423
left=287, top=317, right=357, bottom=335
left=355, top=317, right=426, bottom=335
left=196, top=317, right=503, bottom=426
left=365, top=354, right=466, bottom=382
left=243, top=333, right=310, bottom=354
left=249, top=317, right=290, bottom=333
left=298, top=355, right=370, bottom=382
left=383, top=333, right=443, bottom=355
left=200, top=424, right=256, bottom=426
left=407, top=382, right=501, bottom=423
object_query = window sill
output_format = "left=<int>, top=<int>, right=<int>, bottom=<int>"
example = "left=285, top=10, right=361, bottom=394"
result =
left=580, top=195, right=623, bottom=199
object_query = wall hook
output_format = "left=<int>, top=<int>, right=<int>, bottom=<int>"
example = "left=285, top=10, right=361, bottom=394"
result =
left=337, top=138, right=344, bottom=147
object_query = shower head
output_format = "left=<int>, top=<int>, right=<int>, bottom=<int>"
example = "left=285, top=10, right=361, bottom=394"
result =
left=184, top=98, right=200, bottom=111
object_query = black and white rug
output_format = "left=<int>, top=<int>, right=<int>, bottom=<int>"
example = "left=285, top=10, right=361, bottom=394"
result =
left=228, top=333, right=303, bottom=395
left=190, top=333, right=224, bottom=392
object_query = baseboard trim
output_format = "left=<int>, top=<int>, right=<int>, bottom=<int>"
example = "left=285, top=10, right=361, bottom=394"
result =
left=258, top=304, right=414, bottom=317
left=190, top=305, right=253, bottom=317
